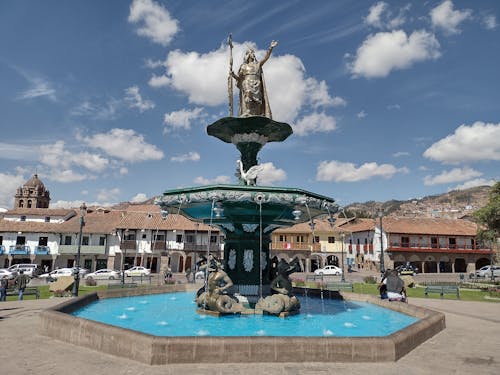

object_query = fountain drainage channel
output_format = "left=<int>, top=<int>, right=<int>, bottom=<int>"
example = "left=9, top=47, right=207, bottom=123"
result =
left=39, top=285, right=445, bottom=365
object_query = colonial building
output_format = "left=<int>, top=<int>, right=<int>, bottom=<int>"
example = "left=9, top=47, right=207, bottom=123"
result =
left=14, top=174, right=50, bottom=209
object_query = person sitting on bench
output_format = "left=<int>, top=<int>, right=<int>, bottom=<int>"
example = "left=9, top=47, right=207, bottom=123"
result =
left=379, top=269, right=407, bottom=302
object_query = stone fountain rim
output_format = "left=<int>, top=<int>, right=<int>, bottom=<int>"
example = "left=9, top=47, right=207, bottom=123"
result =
left=39, top=285, right=445, bottom=365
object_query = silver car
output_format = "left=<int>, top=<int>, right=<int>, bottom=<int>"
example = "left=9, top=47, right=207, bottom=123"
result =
left=85, top=269, right=120, bottom=280
left=475, top=265, right=500, bottom=278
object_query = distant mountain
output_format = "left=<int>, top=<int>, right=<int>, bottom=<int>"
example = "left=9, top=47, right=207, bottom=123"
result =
left=344, top=185, right=493, bottom=219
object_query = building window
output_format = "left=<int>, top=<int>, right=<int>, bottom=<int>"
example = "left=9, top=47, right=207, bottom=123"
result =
left=27, top=200, right=32, bottom=208
left=210, top=235, right=218, bottom=243
left=142, top=233, right=147, bottom=239
left=82, top=236, right=89, bottom=246
left=99, top=236, right=105, bottom=246
left=431, top=237, right=438, bottom=248
left=328, top=236, right=335, bottom=244
left=155, top=234, right=165, bottom=242
left=314, top=236, right=320, bottom=243
left=20, top=216, right=26, bottom=222
left=19, top=200, right=24, bottom=208
left=124, top=232, right=136, bottom=241
left=0, top=236, right=3, bottom=245
left=279, top=235, right=286, bottom=242
left=296, top=235, right=304, bottom=243
left=176, top=234, right=183, bottom=243
left=64, top=236, right=72, bottom=245
left=16, top=236, right=26, bottom=245
left=186, top=234, right=195, bottom=243
left=448, top=237, right=456, bottom=249
left=401, top=236, right=410, bottom=247
left=39, top=236, right=48, bottom=246
left=45, top=216, right=50, bottom=222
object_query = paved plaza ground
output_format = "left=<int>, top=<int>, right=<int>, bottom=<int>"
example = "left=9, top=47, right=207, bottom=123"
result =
left=1, top=276, right=499, bottom=374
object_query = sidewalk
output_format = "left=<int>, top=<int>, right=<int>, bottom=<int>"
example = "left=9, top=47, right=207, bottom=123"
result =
left=1, top=297, right=499, bottom=374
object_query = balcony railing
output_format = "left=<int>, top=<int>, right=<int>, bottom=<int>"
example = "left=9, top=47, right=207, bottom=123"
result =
left=271, top=242, right=321, bottom=251
left=9, top=245, right=30, bottom=255
left=0, top=245, right=5, bottom=255
left=120, top=240, right=137, bottom=250
left=388, top=242, right=489, bottom=252
left=34, top=245, right=50, bottom=255
left=58, top=245, right=106, bottom=255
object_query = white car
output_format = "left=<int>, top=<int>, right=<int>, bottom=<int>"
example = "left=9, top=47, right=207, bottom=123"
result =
left=39, top=268, right=74, bottom=280
left=314, top=265, right=343, bottom=276
left=85, top=269, right=121, bottom=280
left=0, top=268, right=14, bottom=279
left=124, top=266, right=151, bottom=277
left=475, top=265, right=500, bottom=278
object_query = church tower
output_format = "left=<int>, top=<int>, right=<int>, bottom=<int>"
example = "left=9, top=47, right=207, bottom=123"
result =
left=14, top=174, right=51, bottom=209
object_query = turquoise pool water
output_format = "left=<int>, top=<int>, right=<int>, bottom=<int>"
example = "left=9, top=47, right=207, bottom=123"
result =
left=72, top=292, right=418, bottom=337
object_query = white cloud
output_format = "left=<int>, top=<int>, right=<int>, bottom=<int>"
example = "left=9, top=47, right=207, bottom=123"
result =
left=316, top=160, right=409, bottom=182
left=364, top=2, right=409, bottom=30
left=430, top=0, right=472, bottom=35
left=170, top=151, right=200, bottom=162
left=50, top=200, right=87, bottom=209
left=365, top=2, right=388, bottom=28
left=131, top=193, right=148, bottom=203
left=293, top=112, right=337, bottom=136
left=124, top=86, right=155, bottom=112
left=163, top=107, right=204, bottom=133
left=39, top=141, right=109, bottom=173
left=423, top=122, right=500, bottom=163
left=357, top=110, right=367, bottom=118
left=97, top=188, right=121, bottom=203
left=349, top=30, right=440, bottom=78
left=393, top=151, right=410, bottom=157
left=194, top=175, right=231, bottom=185
left=482, top=14, right=497, bottom=30
left=424, top=167, right=482, bottom=186
left=70, top=98, right=121, bottom=121
left=0, top=142, right=39, bottom=161
left=0, top=173, right=25, bottom=208
left=128, top=0, right=179, bottom=46
left=452, top=178, right=497, bottom=190
left=82, top=128, right=164, bottom=162
left=119, top=167, right=129, bottom=175
left=256, top=162, right=287, bottom=186
left=18, top=77, right=56, bottom=101
left=155, top=42, right=340, bottom=124
left=49, top=169, right=87, bottom=183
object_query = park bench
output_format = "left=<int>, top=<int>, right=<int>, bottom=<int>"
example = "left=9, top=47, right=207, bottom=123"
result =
left=325, top=281, right=354, bottom=292
left=424, top=285, right=459, bottom=299
left=305, top=275, right=324, bottom=282
left=107, top=283, right=138, bottom=289
left=131, top=275, right=153, bottom=284
left=6, top=287, right=40, bottom=299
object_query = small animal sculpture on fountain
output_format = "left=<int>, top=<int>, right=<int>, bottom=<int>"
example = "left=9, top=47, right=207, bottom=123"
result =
left=229, top=40, right=278, bottom=119
left=255, top=258, right=301, bottom=315
left=236, top=159, right=264, bottom=186
left=196, top=256, right=243, bottom=314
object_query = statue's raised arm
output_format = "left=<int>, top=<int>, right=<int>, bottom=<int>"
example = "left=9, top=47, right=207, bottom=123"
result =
left=259, top=40, right=278, bottom=67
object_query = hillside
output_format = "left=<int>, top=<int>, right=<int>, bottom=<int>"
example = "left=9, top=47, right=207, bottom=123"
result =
left=344, top=185, right=492, bottom=219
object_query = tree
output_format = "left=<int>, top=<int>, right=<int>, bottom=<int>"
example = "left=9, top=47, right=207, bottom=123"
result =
left=473, top=181, right=500, bottom=266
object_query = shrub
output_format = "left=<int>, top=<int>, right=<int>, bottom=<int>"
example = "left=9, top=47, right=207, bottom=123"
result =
left=292, top=278, right=305, bottom=287
left=85, top=277, right=97, bottom=286
left=53, top=289, right=65, bottom=297
left=363, top=276, right=377, bottom=284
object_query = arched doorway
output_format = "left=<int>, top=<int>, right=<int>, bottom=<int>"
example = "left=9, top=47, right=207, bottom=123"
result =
left=438, top=256, right=452, bottom=273
left=424, top=255, right=437, bottom=273
left=454, top=258, right=466, bottom=273
left=326, top=255, right=339, bottom=267
left=476, top=257, right=490, bottom=269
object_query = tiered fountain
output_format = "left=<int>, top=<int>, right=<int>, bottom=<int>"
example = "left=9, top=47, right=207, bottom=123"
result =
left=156, top=40, right=338, bottom=316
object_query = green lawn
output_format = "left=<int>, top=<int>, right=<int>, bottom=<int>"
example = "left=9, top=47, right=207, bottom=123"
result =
left=4, top=284, right=107, bottom=301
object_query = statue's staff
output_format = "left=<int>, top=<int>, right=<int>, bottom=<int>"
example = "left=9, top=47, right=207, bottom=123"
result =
left=228, top=33, right=234, bottom=117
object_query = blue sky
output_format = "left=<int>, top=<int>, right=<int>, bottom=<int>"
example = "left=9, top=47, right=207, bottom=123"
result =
left=0, top=0, right=499, bottom=209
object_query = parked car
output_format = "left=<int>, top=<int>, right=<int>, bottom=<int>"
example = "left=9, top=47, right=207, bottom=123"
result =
left=7, top=263, right=38, bottom=277
left=0, top=268, right=14, bottom=279
left=475, top=265, right=500, bottom=278
left=85, top=269, right=121, bottom=280
left=124, top=266, right=151, bottom=277
left=314, top=265, right=343, bottom=276
left=38, top=268, right=74, bottom=280
left=396, top=264, right=418, bottom=276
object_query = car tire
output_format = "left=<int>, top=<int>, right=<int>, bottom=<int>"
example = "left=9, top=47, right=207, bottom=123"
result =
left=109, top=276, right=115, bottom=280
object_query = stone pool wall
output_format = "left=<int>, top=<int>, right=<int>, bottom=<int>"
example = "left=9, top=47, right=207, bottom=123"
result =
left=39, top=285, right=445, bottom=364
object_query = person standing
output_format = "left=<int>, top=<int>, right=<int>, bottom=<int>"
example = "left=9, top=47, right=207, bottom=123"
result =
left=15, top=270, right=29, bottom=300
left=0, top=276, right=8, bottom=301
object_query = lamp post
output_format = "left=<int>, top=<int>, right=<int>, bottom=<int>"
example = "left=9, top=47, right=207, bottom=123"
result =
left=378, top=211, right=385, bottom=275
left=341, top=233, right=346, bottom=282
left=121, top=229, right=129, bottom=286
left=72, top=203, right=86, bottom=297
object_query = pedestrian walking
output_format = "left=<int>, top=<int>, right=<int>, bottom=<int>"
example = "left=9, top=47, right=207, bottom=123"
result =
left=14, top=270, right=29, bottom=300
left=0, top=276, right=8, bottom=301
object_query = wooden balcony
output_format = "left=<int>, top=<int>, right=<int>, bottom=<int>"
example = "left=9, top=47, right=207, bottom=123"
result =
left=120, top=240, right=137, bottom=250
left=271, top=242, right=321, bottom=251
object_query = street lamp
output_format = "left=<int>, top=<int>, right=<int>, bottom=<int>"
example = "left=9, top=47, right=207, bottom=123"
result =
left=72, top=203, right=86, bottom=297
left=341, top=233, right=346, bottom=282
left=121, top=229, right=129, bottom=286
left=378, top=211, right=385, bottom=275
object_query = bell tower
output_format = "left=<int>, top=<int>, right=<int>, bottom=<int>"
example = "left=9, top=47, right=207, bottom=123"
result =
left=14, top=174, right=51, bottom=209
